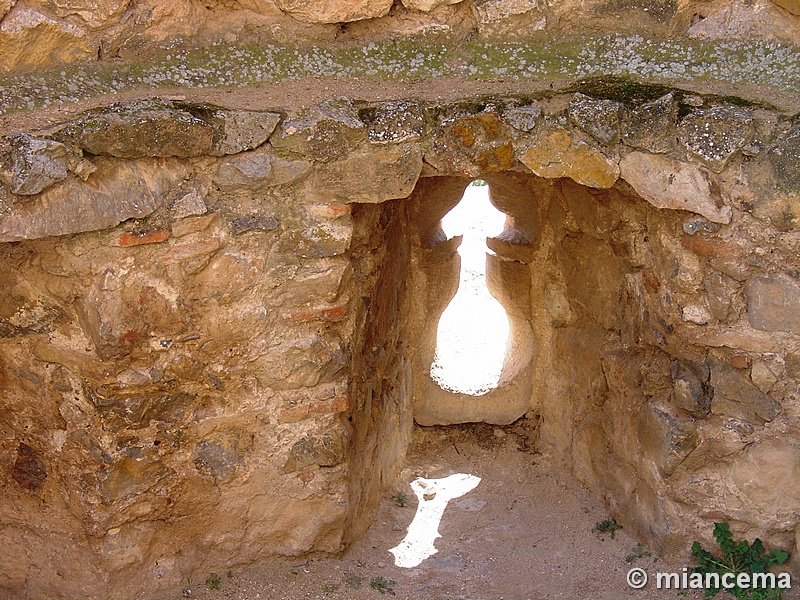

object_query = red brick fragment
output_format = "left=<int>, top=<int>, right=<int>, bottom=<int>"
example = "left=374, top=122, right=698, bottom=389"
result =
left=681, top=234, right=745, bottom=259
left=118, top=228, right=170, bottom=247
left=731, top=355, right=749, bottom=370
left=284, top=302, right=349, bottom=324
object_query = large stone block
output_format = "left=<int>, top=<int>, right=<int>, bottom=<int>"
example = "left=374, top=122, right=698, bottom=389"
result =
left=0, top=159, right=187, bottom=241
left=56, top=100, right=215, bottom=158
left=97, top=452, right=171, bottom=504
left=0, top=135, right=72, bottom=196
left=568, top=93, right=622, bottom=145
left=678, top=106, right=755, bottom=172
left=730, top=436, right=800, bottom=516
left=282, top=427, right=349, bottom=472
left=520, top=126, right=619, bottom=189
left=214, top=147, right=311, bottom=191
left=272, top=97, right=366, bottom=162
left=745, top=275, right=800, bottom=335
left=0, top=8, right=95, bottom=74
left=622, top=93, right=677, bottom=154
left=179, top=104, right=281, bottom=156
left=619, top=151, right=731, bottom=223
left=310, top=144, right=422, bottom=203
left=192, top=428, right=254, bottom=482
left=432, top=112, right=515, bottom=177
left=48, top=0, right=131, bottom=30
left=711, top=363, right=780, bottom=423
left=274, top=0, right=393, bottom=22
left=637, top=403, right=700, bottom=477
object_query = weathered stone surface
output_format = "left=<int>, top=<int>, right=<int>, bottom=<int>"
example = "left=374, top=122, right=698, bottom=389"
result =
left=766, top=126, right=800, bottom=195
left=214, top=146, right=311, bottom=191
left=432, top=112, right=515, bottom=176
left=98, top=453, right=171, bottom=504
left=544, top=282, right=573, bottom=327
left=681, top=303, right=711, bottom=325
left=689, top=0, right=800, bottom=43
left=401, top=0, right=463, bottom=11
left=11, top=442, right=47, bottom=491
left=283, top=427, right=349, bottom=472
left=311, top=144, right=422, bottom=203
left=0, top=8, right=95, bottom=74
left=475, top=0, right=546, bottom=36
left=619, top=151, right=731, bottom=223
left=703, top=272, right=740, bottom=322
left=0, top=135, right=71, bottom=195
left=750, top=360, right=778, bottom=393
left=57, top=100, right=214, bottom=158
left=0, top=0, right=15, bottom=20
left=746, top=124, right=800, bottom=229
left=91, top=387, right=195, bottom=428
left=772, top=0, right=800, bottom=15
left=503, top=104, right=541, bottom=132
left=181, top=105, right=281, bottom=156
left=678, top=107, right=755, bottom=172
left=274, top=0, right=393, bottom=22
left=254, top=337, right=347, bottom=390
left=745, top=275, right=800, bottom=335
left=638, top=403, right=700, bottom=476
left=671, top=361, right=711, bottom=416
left=192, top=428, right=253, bottom=482
left=231, top=214, right=279, bottom=235
left=568, top=93, right=621, bottom=145
left=730, top=437, right=800, bottom=514
left=622, top=93, right=677, bottom=153
left=363, top=101, right=425, bottom=145
left=520, top=126, right=619, bottom=189
left=272, top=98, right=366, bottom=161
left=711, top=363, right=780, bottom=423
left=0, top=159, right=186, bottom=241
left=49, top=0, right=131, bottom=30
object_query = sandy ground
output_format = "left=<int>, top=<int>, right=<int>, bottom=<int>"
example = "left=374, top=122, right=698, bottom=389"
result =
left=155, top=421, right=762, bottom=600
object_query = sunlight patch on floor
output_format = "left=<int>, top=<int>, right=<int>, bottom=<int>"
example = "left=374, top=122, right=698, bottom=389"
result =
left=429, top=183, right=509, bottom=396
left=389, top=473, right=482, bottom=568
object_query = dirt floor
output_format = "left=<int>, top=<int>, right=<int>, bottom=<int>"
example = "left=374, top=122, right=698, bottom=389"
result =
left=152, top=422, right=799, bottom=600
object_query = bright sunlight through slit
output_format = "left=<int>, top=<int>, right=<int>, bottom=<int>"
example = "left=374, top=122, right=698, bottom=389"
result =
left=389, top=473, right=481, bottom=568
left=429, top=182, right=510, bottom=396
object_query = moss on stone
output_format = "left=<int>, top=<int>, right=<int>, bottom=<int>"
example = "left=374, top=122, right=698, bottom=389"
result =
left=0, top=35, right=797, bottom=118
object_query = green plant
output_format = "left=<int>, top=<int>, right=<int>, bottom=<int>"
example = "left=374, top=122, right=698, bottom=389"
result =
left=593, top=518, right=623, bottom=540
left=625, top=542, right=652, bottom=564
left=205, top=572, right=221, bottom=590
left=691, top=522, right=790, bottom=599
left=344, top=574, right=365, bottom=589
left=369, top=576, right=396, bottom=595
left=391, top=492, right=409, bottom=507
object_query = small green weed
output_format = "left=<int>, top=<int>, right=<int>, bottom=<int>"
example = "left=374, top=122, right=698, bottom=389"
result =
left=593, top=518, right=623, bottom=540
left=205, top=572, right=221, bottom=590
left=344, top=574, right=365, bottom=589
left=391, top=492, right=409, bottom=507
left=691, top=522, right=790, bottom=599
left=625, top=543, right=652, bottom=564
left=370, top=576, right=396, bottom=595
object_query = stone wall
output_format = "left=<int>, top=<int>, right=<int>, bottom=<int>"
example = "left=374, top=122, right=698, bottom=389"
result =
left=1, top=2, right=800, bottom=593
